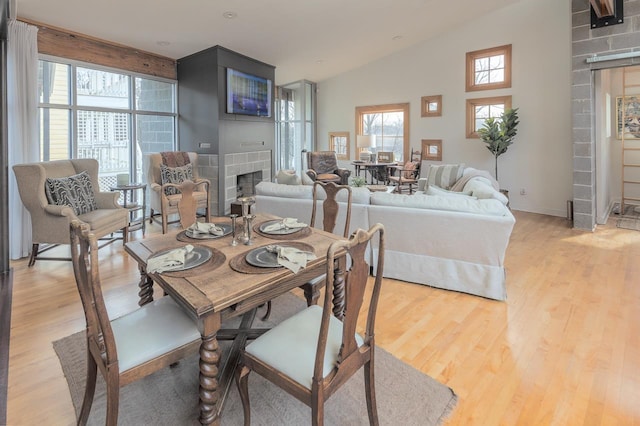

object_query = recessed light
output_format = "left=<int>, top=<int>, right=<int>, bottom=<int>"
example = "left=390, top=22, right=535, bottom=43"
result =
left=223, top=11, right=237, bottom=19
left=157, top=41, right=171, bottom=46
left=392, top=35, right=403, bottom=41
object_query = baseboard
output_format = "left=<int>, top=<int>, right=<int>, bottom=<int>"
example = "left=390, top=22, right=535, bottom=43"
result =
left=0, top=268, right=13, bottom=425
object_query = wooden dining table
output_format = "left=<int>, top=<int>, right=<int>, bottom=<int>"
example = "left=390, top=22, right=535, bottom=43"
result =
left=124, top=213, right=346, bottom=425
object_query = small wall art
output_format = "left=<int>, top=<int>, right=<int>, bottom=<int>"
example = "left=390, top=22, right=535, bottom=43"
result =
left=421, top=139, right=442, bottom=161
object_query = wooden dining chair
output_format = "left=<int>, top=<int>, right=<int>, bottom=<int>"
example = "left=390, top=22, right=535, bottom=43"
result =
left=69, top=220, right=201, bottom=425
left=261, top=181, right=352, bottom=320
left=236, top=223, right=385, bottom=426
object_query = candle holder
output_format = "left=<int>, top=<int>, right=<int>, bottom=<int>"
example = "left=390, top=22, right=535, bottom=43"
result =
left=242, top=215, right=256, bottom=245
left=229, top=214, right=239, bottom=246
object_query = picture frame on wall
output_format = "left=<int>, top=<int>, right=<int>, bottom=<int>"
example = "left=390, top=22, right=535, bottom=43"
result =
left=421, top=139, right=443, bottom=161
left=616, top=95, right=640, bottom=139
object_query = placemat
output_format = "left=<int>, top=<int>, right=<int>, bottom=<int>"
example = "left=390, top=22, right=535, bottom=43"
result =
left=229, top=241, right=315, bottom=274
left=253, top=221, right=312, bottom=240
left=176, top=230, right=232, bottom=243
left=159, top=246, right=226, bottom=278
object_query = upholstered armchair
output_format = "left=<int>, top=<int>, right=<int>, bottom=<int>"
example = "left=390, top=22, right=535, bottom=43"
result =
left=305, top=151, right=351, bottom=185
left=146, top=152, right=211, bottom=234
left=12, top=158, right=129, bottom=266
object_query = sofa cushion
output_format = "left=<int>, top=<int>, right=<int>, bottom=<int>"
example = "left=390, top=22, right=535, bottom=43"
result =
left=463, top=177, right=509, bottom=205
left=276, top=169, right=302, bottom=185
left=45, top=171, right=98, bottom=215
left=426, top=185, right=475, bottom=198
left=160, top=163, right=194, bottom=195
left=425, top=163, right=464, bottom=190
left=370, top=192, right=508, bottom=216
left=255, top=182, right=370, bottom=204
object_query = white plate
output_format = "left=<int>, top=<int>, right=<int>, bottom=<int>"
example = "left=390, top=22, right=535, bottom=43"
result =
left=185, top=224, right=232, bottom=239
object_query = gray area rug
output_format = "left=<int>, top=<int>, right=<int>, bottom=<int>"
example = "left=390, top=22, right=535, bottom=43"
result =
left=53, top=293, right=457, bottom=425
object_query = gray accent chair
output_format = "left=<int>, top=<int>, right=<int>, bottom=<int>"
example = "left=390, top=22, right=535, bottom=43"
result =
left=12, top=158, right=128, bottom=266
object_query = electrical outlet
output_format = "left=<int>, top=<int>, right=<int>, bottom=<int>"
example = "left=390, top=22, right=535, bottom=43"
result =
left=520, top=188, right=526, bottom=196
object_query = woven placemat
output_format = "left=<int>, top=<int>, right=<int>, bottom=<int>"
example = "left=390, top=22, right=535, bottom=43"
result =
left=253, top=220, right=312, bottom=240
left=159, top=246, right=226, bottom=278
left=229, top=241, right=315, bottom=274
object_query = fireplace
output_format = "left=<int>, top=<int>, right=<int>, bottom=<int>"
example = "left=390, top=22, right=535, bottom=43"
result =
left=236, top=171, right=263, bottom=198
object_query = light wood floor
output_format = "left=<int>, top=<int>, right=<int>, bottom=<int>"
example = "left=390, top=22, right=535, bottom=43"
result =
left=6, top=211, right=640, bottom=425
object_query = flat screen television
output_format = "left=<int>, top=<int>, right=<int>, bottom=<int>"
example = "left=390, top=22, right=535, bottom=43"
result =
left=226, top=68, right=272, bottom=117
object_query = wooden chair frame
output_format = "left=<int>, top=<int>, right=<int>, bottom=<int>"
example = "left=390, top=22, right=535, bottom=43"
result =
left=237, top=223, right=385, bottom=426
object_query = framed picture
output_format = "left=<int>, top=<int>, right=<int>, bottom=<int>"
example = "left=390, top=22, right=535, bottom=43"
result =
left=377, top=151, right=394, bottom=163
left=421, top=95, right=442, bottom=117
left=421, top=139, right=442, bottom=161
left=616, top=96, right=640, bottom=139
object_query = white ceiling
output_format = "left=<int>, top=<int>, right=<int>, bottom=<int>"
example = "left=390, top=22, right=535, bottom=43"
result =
left=16, top=0, right=523, bottom=85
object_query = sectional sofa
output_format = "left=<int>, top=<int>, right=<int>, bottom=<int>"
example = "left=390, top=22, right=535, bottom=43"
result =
left=253, top=168, right=515, bottom=301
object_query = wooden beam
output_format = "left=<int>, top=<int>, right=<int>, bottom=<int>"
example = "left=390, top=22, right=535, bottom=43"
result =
left=18, top=18, right=176, bottom=80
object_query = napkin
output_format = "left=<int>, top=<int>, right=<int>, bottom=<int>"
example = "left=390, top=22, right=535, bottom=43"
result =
left=188, top=222, right=224, bottom=236
left=147, top=244, right=194, bottom=273
left=266, top=245, right=317, bottom=274
left=262, top=218, right=308, bottom=233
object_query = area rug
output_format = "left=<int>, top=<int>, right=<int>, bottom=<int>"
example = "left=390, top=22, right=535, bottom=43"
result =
left=53, top=293, right=457, bottom=425
left=615, top=203, right=640, bottom=231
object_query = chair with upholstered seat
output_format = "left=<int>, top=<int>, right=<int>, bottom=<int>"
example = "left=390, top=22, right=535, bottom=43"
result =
left=236, top=223, right=385, bottom=426
left=69, top=220, right=201, bottom=425
left=146, top=152, right=211, bottom=233
left=13, top=158, right=129, bottom=266
left=306, top=151, right=351, bottom=185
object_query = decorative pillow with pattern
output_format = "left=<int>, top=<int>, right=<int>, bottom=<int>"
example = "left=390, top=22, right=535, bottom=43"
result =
left=426, top=163, right=465, bottom=190
left=45, top=171, right=98, bottom=215
left=160, top=163, right=194, bottom=195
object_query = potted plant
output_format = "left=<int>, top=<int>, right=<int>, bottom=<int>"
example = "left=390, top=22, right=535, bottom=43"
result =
left=477, top=108, right=519, bottom=182
left=351, top=176, right=366, bottom=187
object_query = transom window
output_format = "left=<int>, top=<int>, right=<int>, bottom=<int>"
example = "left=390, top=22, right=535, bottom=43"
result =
left=466, top=96, right=512, bottom=138
left=329, top=132, right=350, bottom=160
left=355, top=103, right=410, bottom=162
left=466, top=44, right=512, bottom=92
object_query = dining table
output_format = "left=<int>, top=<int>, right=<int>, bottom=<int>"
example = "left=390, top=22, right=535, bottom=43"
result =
left=124, top=213, right=347, bottom=425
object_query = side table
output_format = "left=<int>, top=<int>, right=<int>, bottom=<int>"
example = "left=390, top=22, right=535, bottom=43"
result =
left=110, top=183, right=147, bottom=236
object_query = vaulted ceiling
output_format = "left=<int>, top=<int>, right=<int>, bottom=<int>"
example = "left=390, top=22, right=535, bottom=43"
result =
left=16, top=0, right=524, bottom=84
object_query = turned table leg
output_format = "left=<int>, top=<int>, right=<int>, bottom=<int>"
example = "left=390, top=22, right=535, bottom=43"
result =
left=198, top=313, right=222, bottom=425
left=137, top=265, right=154, bottom=306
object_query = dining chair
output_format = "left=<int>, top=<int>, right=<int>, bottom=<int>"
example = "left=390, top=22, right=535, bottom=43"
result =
left=236, top=223, right=385, bottom=426
left=69, top=220, right=201, bottom=425
left=261, top=181, right=352, bottom=320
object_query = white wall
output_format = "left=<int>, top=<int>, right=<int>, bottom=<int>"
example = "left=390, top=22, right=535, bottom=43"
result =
left=316, top=0, right=572, bottom=216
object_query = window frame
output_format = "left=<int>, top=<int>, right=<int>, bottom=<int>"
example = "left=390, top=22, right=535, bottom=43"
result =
left=355, top=103, right=410, bottom=161
left=329, top=131, right=350, bottom=160
left=466, top=95, right=512, bottom=139
left=466, top=44, right=512, bottom=92
left=421, top=95, right=442, bottom=117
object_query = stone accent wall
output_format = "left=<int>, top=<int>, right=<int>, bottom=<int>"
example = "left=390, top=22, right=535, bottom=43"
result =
left=223, top=151, right=271, bottom=214
left=195, top=154, right=220, bottom=216
left=572, top=0, right=640, bottom=230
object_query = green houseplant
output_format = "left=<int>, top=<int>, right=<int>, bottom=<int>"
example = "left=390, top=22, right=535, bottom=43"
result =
left=477, top=108, right=519, bottom=181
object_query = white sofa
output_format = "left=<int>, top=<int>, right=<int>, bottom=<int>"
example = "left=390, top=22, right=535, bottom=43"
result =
left=253, top=169, right=515, bottom=301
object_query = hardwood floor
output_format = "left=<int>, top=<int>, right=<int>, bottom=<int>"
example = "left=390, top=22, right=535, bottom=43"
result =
left=6, top=211, right=640, bottom=425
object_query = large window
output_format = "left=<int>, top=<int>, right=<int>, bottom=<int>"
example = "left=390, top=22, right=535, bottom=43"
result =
left=38, top=58, right=177, bottom=189
left=356, top=103, right=410, bottom=162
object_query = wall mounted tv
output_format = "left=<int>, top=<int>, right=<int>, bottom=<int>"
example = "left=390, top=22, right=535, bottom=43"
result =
left=226, top=68, right=272, bottom=117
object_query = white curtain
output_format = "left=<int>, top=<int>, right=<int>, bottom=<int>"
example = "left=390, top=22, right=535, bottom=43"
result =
left=7, top=20, right=39, bottom=260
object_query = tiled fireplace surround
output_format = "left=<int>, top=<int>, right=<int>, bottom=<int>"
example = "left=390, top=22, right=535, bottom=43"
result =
left=194, top=150, right=271, bottom=216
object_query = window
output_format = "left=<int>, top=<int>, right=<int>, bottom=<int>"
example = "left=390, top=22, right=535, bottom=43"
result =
left=466, top=44, right=512, bottom=92
left=356, top=103, right=410, bottom=162
left=38, top=58, right=177, bottom=188
left=421, top=95, right=442, bottom=117
left=466, top=96, right=512, bottom=138
left=329, top=132, right=350, bottom=160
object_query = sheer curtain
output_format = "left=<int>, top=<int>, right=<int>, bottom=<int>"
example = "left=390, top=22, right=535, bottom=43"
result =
left=7, top=20, right=38, bottom=260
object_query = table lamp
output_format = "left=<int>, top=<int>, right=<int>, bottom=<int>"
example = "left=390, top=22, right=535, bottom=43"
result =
left=357, top=135, right=376, bottom=162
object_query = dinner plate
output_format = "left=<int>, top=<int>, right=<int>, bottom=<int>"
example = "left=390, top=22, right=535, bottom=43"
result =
left=149, top=246, right=212, bottom=271
left=259, top=219, right=304, bottom=235
left=245, top=247, right=281, bottom=268
left=185, top=224, right=233, bottom=239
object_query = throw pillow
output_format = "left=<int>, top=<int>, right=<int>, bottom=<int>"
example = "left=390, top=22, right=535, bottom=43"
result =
left=160, top=163, right=194, bottom=195
left=426, top=163, right=465, bottom=190
left=301, top=171, right=314, bottom=186
left=45, top=170, right=98, bottom=215
left=276, top=169, right=301, bottom=185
